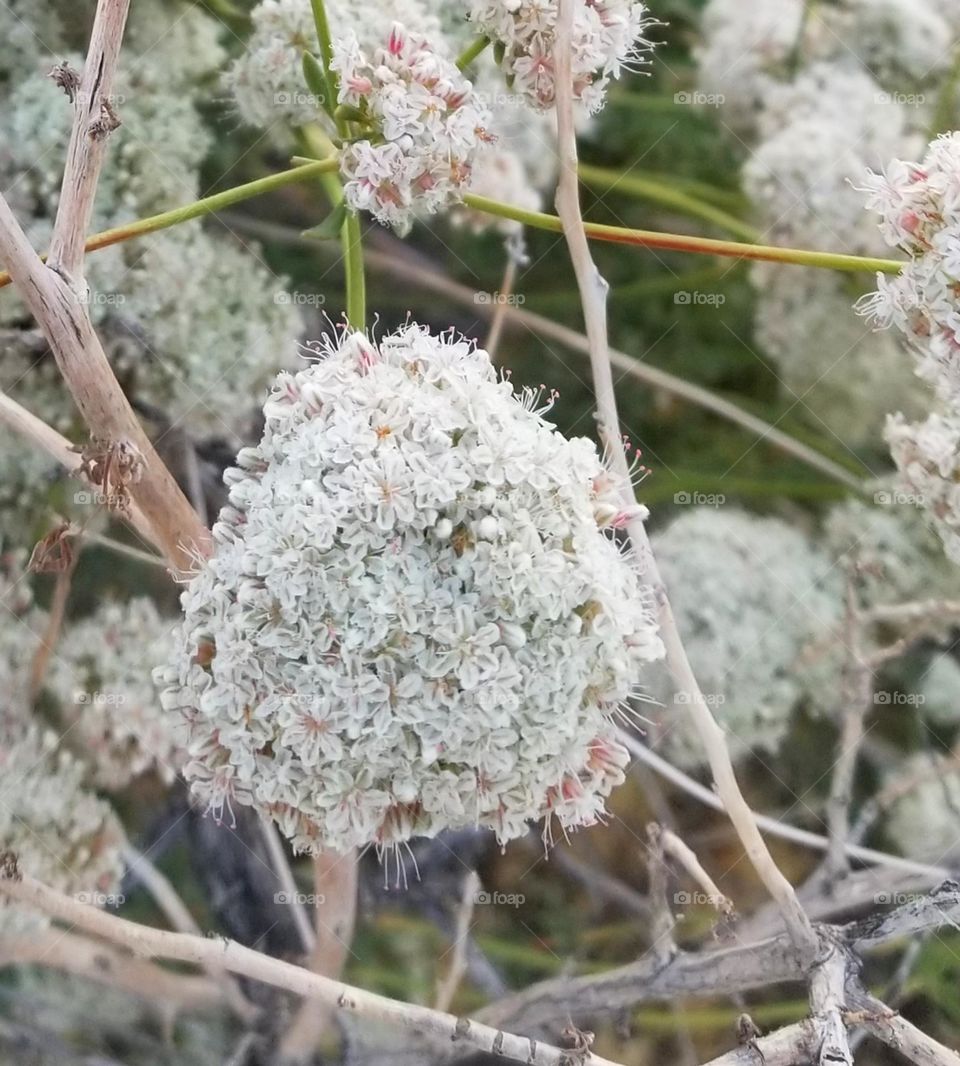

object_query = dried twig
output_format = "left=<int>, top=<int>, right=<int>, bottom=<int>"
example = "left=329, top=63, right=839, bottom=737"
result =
left=0, top=0, right=210, bottom=575
left=435, top=870, right=481, bottom=1012
left=0, top=869, right=628, bottom=1066
left=809, top=939, right=853, bottom=1066
left=655, top=824, right=735, bottom=918
left=551, top=0, right=815, bottom=960
left=47, top=0, right=129, bottom=281
left=276, top=849, right=359, bottom=1063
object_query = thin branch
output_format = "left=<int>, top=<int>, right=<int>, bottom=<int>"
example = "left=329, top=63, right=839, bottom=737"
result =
left=0, top=389, right=161, bottom=554
left=847, top=989, right=960, bottom=1066
left=0, top=869, right=629, bottom=1066
left=258, top=815, right=316, bottom=954
left=621, top=732, right=953, bottom=880
left=0, top=177, right=208, bottom=576
left=435, top=870, right=481, bottom=1013
left=655, top=824, right=734, bottom=917
left=809, top=939, right=853, bottom=1066
left=551, top=0, right=815, bottom=960
left=28, top=538, right=79, bottom=700
left=48, top=0, right=130, bottom=280
left=701, top=1022, right=817, bottom=1066
left=277, top=848, right=359, bottom=1063
left=824, top=583, right=874, bottom=878
left=0, top=926, right=227, bottom=1014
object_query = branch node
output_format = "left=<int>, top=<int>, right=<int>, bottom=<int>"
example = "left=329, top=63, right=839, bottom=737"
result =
left=48, top=61, right=82, bottom=101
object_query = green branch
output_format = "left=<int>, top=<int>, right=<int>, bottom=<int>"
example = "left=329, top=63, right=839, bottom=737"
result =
left=456, top=35, right=491, bottom=71
left=0, top=159, right=340, bottom=290
left=577, top=162, right=759, bottom=242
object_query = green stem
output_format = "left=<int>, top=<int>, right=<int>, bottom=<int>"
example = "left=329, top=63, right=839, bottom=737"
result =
left=461, top=192, right=904, bottom=274
left=343, top=211, right=366, bottom=330
left=577, top=161, right=759, bottom=242
left=302, top=127, right=366, bottom=331
left=0, top=159, right=341, bottom=290
left=308, top=0, right=336, bottom=75
left=456, top=35, right=491, bottom=71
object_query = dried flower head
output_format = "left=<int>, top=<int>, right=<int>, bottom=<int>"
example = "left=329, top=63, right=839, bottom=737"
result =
left=158, top=324, right=663, bottom=855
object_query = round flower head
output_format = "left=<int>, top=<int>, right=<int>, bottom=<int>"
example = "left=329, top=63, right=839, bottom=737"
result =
left=47, top=599, right=181, bottom=791
left=468, top=0, right=655, bottom=114
left=331, top=24, right=494, bottom=232
left=649, top=508, right=841, bottom=767
left=158, top=324, right=663, bottom=855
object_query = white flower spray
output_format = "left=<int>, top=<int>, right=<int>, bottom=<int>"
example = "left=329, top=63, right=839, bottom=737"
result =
left=158, top=325, right=663, bottom=856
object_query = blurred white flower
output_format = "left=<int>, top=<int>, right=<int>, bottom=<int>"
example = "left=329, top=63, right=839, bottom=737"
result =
left=648, top=508, right=841, bottom=768
left=47, top=599, right=182, bottom=791
left=468, top=0, right=654, bottom=114
left=885, top=756, right=960, bottom=864
left=158, top=324, right=663, bottom=854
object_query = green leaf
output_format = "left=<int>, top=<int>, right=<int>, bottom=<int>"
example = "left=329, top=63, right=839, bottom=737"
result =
left=302, top=202, right=348, bottom=240
left=301, top=52, right=335, bottom=119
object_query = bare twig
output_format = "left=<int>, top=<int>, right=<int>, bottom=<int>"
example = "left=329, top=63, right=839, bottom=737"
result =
left=47, top=0, right=130, bottom=281
left=824, top=583, right=874, bottom=878
left=809, top=938, right=853, bottom=1066
left=0, top=390, right=160, bottom=553
left=551, top=0, right=815, bottom=959
left=0, top=926, right=227, bottom=1015
left=484, top=258, right=517, bottom=358
left=621, top=733, right=953, bottom=880
left=258, top=816, right=316, bottom=954
left=0, top=869, right=628, bottom=1066
left=121, top=841, right=258, bottom=1021
left=702, top=1021, right=816, bottom=1066
left=28, top=537, right=80, bottom=699
left=0, top=1, right=210, bottom=576
left=847, top=989, right=960, bottom=1066
left=435, top=870, right=481, bottom=1012
left=655, top=824, right=734, bottom=917
left=276, top=849, right=359, bottom=1063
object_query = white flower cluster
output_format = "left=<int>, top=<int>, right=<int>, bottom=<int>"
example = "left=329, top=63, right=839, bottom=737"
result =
left=858, top=134, right=960, bottom=559
left=225, top=0, right=445, bottom=130
left=158, top=324, right=663, bottom=854
left=0, top=550, right=38, bottom=702
left=47, top=599, right=181, bottom=791
left=886, top=757, right=960, bottom=864
left=648, top=508, right=841, bottom=768
left=331, top=24, right=494, bottom=231
left=799, top=499, right=960, bottom=714
left=0, top=713, right=124, bottom=934
left=468, top=0, right=654, bottom=114
left=698, top=1, right=933, bottom=446
left=695, top=0, right=804, bottom=137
